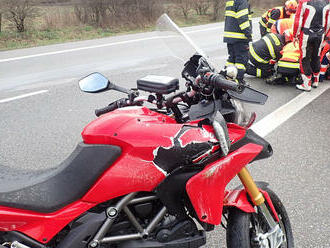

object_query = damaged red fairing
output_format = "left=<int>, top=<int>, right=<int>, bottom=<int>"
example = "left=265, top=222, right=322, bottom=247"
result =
left=82, top=107, right=246, bottom=203
left=186, top=143, right=263, bottom=225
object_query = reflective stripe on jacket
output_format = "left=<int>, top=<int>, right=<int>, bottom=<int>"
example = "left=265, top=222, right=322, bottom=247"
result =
left=249, top=33, right=285, bottom=63
left=224, top=0, right=252, bottom=43
left=278, top=42, right=300, bottom=69
left=320, top=41, right=330, bottom=63
left=271, top=18, right=294, bottom=35
left=260, top=6, right=290, bottom=33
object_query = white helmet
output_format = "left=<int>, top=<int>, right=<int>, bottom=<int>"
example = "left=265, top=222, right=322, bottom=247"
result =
left=225, top=66, right=238, bottom=80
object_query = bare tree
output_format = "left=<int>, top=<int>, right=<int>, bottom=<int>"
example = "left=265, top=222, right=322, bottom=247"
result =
left=0, top=12, right=2, bottom=33
left=174, top=0, right=192, bottom=19
left=192, top=0, right=211, bottom=15
left=72, top=0, right=162, bottom=29
left=3, top=0, right=40, bottom=32
left=0, top=0, right=4, bottom=32
left=212, top=0, right=225, bottom=21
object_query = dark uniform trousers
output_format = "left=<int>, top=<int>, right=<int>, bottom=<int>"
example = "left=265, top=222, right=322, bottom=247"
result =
left=246, top=56, right=275, bottom=78
left=300, top=30, right=323, bottom=76
left=226, top=42, right=250, bottom=80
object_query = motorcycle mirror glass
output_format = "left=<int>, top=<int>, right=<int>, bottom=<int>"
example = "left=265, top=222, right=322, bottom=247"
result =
left=79, top=72, right=110, bottom=93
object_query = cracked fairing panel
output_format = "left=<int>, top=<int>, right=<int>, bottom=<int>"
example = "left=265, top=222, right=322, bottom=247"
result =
left=152, top=125, right=219, bottom=173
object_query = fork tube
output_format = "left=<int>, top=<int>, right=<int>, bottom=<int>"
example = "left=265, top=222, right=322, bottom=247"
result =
left=238, top=167, right=265, bottom=206
left=238, top=167, right=278, bottom=228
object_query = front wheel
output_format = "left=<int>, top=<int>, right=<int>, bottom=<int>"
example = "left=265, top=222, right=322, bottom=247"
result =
left=226, top=187, right=294, bottom=248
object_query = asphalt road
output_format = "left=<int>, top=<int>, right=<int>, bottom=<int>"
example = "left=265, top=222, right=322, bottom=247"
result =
left=0, top=19, right=329, bottom=247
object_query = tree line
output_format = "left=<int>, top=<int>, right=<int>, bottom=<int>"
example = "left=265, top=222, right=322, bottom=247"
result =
left=0, top=0, right=275, bottom=33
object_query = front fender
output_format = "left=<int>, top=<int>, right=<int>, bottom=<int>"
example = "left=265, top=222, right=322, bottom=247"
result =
left=224, top=188, right=279, bottom=223
left=223, top=190, right=255, bottom=213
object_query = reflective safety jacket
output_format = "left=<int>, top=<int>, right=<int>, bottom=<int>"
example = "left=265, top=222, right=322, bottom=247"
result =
left=320, top=40, right=330, bottom=61
left=271, top=18, right=294, bottom=35
left=224, top=0, right=252, bottom=43
left=277, top=41, right=300, bottom=75
left=249, top=33, right=286, bottom=64
left=260, top=6, right=291, bottom=33
left=320, top=41, right=330, bottom=76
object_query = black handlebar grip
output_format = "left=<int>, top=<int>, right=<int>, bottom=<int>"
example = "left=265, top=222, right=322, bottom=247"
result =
left=204, top=73, right=241, bottom=92
left=95, top=102, right=118, bottom=117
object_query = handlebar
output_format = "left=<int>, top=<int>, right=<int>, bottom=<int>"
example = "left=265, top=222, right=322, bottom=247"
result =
left=203, top=73, right=242, bottom=92
left=95, top=72, right=243, bottom=117
left=95, top=98, right=129, bottom=117
left=95, top=103, right=118, bottom=117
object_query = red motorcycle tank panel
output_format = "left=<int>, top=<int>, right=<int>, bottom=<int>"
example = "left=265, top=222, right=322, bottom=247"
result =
left=81, top=107, right=246, bottom=204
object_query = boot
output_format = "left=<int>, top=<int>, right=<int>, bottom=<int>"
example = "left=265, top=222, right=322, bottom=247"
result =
left=295, top=74, right=303, bottom=84
left=238, top=78, right=250, bottom=87
left=296, top=74, right=312, bottom=92
left=265, top=72, right=282, bottom=85
left=312, top=72, right=319, bottom=88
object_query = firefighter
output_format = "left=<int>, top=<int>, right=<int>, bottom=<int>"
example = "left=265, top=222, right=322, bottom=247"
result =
left=294, top=0, right=330, bottom=91
left=271, top=17, right=294, bottom=35
left=223, top=0, right=252, bottom=85
left=246, top=32, right=288, bottom=79
left=319, top=40, right=330, bottom=82
left=259, top=0, right=297, bottom=37
left=269, top=41, right=301, bottom=84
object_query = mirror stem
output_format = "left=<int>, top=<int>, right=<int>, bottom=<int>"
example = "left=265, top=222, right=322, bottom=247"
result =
left=111, top=84, right=131, bottom=94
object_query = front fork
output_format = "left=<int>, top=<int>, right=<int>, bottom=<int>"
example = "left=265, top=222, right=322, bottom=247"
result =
left=238, top=167, right=285, bottom=247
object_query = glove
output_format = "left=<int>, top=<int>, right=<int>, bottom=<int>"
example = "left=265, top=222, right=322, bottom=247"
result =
left=269, top=59, right=277, bottom=65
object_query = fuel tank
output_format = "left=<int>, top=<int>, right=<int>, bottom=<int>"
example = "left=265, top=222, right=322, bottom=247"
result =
left=81, top=106, right=246, bottom=203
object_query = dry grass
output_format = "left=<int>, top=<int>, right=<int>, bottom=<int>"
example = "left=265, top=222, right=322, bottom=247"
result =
left=0, top=2, right=270, bottom=51
left=42, top=7, right=80, bottom=30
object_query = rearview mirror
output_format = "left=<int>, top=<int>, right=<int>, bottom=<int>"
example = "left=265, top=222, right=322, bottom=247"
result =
left=79, top=72, right=110, bottom=93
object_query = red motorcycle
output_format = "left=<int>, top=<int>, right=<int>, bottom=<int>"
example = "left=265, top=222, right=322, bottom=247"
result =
left=0, top=14, right=293, bottom=248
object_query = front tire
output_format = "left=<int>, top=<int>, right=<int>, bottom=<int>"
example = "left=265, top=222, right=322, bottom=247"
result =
left=226, top=187, right=294, bottom=248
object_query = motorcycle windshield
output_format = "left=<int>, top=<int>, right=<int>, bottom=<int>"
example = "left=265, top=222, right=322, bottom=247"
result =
left=156, top=14, right=214, bottom=68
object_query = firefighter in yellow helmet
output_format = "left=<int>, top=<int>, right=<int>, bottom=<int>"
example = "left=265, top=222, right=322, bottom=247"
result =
left=259, top=0, right=297, bottom=37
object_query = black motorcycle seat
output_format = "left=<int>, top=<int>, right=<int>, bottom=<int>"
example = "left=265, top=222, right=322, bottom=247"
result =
left=0, top=143, right=121, bottom=213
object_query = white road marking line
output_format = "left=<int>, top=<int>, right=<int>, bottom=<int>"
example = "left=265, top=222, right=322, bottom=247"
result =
left=0, top=37, right=160, bottom=63
left=251, top=84, right=330, bottom=137
left=0, top=26, right=224, bottom=64
left=0, top=17, right=260, bottom=64
left=0, top=90, right=48, bottom=103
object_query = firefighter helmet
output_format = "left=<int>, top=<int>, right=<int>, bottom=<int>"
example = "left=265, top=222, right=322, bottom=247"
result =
left=226, top=66, right=238, bottom=80
left=285, top=0, right=297, bottom=13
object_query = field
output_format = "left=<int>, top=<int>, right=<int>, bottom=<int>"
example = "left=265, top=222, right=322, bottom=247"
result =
left=0, top=0, right=272, bottom=51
